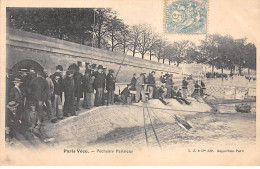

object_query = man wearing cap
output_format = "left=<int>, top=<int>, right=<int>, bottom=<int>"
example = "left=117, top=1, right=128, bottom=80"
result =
left=50, top=65, right=64, bottom=101
left=28, top=71, right=49, bottom=122
left=135, top=73, right=146, bottom=102
left=9, top=78, right=24, bottom=119
left=73, top=65, right=83, bottom=111
left=93, top=65, right=106, bottom=106
left=5, top=101, right=35, bottom=146
left=106, top=69, right=116, bottom=105
left=147, top=71, right=156, bottom=99
left=52, top=72, right=64, bottom=120
left=63, top=70, right=76, bottom=116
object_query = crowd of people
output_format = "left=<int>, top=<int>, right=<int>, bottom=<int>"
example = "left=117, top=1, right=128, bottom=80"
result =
left=5, top=63, right=207, bottom=146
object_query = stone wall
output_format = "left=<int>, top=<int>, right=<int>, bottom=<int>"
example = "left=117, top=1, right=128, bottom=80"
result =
left=6, top=28, right=182, bottom=83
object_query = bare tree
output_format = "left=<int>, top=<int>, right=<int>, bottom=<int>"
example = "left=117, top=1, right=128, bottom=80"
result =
left=137, top=24, right=154, bottom=59
left=128, top=25, right=141, bottom=57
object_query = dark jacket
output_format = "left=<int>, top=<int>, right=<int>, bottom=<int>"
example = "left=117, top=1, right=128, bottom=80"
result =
left=63, top=76, right=75, bottom=96
left=147, top=73, right=155, bottom=86
left=29, top=77, right=49, bottom=101
left=130, top=77, right=137, bottom=90
left=166, top=77, right=174, bottom=87
left=121, top=87, right=130, bottom=98
left=9, top=86, right=23, bottom=105
left=93, top=72, right=106, bottom=89
left=106, top=73, right=115, bottom=91
left=52, top=78, right=63, bottom=96
left=82, top=75, right=94, bottom=93
left=73, top=71, right=83, bottom=98
left=24, top=73, right=36, bottom=98
left=182, top=80, right=188, bottom=89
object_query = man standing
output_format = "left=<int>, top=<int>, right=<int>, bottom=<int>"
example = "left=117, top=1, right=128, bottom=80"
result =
left=106, top=69, right=116, bottom=105
left=93, top=65, right=106, bottom=106
left=63, top=70, right=76, bottom=117
left=147, top=71, right=156, bottom=99
left=73, top=66, right=83, bottom=111
left=29, top=71, right=49, bottom=123
left=82, top=69, right=94, bottom=109
left=130, top=73, right=137, bottom=91
left=50, top=65, right=64, bottom=101
left=165, top=74, right=174, bottom=99
left=52, top=72, right=64, bottom=120
left=9, top=78, right=24, bottom=119
left=43, top=70, right=56, bottom=123
left=135, top=73, right=145, bottom=102
left=182, top=77, right=188, bottom=99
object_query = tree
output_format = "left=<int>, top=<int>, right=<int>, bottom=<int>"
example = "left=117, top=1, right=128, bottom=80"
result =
left=129, top=25, right=141, bottom=57
left=137, top=24, right=154, bottom=59
left=154, top=38, right=167, bottom=63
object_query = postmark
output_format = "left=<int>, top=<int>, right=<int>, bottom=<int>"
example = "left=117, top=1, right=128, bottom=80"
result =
left=164, top=0, right=208, bottom=34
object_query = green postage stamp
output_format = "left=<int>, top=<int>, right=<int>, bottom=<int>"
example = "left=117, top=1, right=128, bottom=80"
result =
left=164, top=0, right=208, bottom=34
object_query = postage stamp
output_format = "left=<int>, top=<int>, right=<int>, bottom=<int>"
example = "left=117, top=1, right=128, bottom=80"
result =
left=164, top=0, right=208, bottom=34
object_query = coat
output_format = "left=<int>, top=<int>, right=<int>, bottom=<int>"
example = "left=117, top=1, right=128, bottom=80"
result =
left=52, top=78, right=63, bottom=96
left=63, top=76, right=75, bottom=96
left=93, top=72, right=106, bottom=90
left=106, top=73, right=115, bottom=91
left=166, top=77, right=174, bottom=87
left=45, top=77, right=54, bottom=100
left=147, top=74, right=155, bottom=87
left=29, top=77, right=49, bottom=101
left=82, top=75, right=94, bottom=93
left=136, top=76, right=145, bottom=89
left=73, top=71, right=83, bottom=98
left=9, top=86, right=23, bottom=105
left=130, top=77, right=137, bottom=89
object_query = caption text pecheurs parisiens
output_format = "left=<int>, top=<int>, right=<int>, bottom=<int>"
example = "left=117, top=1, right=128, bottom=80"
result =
left=64, top=149, right=133, bottom=154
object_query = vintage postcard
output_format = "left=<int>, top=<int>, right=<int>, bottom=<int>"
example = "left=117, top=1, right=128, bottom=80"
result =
left=0, top=0, right=259, bottom=166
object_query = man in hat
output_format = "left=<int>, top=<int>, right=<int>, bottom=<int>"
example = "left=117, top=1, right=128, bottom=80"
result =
left=147, top=71, right=156, bottom=99
left=73, top=65, right=83, bottom=111
left=63, top=70, right=76, bottom=116
left=91, top=64, right=98, bottom=77
left=43, top=70, right=56, bottom=123
left=106, top=69, right=116, bottom=105
left=28, top=71, right=49, bottom=122
left=130, top=73, right=137, bottom=91
left=93, top=65, right=106, bottom=106
left=9, top=78, right=24, bottom=119
left=135, top=73, right=146, bottom=102
left=52, top=72, right=64, bottom=120
left=82, top=69, right=95, bottom=109
left=182, top=77, right=188, bottom=99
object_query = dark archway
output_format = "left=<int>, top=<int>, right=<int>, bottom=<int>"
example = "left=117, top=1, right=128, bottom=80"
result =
left=11, top=59, right=44, bottom=73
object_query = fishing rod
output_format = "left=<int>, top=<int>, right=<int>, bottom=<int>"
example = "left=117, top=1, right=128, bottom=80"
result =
left=115, top=54, right=128, bottom=80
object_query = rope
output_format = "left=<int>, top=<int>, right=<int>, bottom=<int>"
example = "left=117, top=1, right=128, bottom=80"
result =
left=142, top=103, right=148, bottom=145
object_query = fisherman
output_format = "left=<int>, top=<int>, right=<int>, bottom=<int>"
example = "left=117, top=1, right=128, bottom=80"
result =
left=120, top=84, right=131, bottom=104
left=24, top=68, right=37, bottom=106
left=165, top=74, right=174, bottom=98
left=130, top=73, right=137, bottom=91
left=106, top=69, right=116, bottom=105
left=24, top=101, right=54, bottom=143
left=52, top=72, right=64, bottom=120
left=93, top=65, right=106, bottom=106
left=135, top=73, right=146, bottom=102
left=172, top=87, right=191, bottom=105
left=9, top=78, right=24, bottom=120
left=5, top=101, right=36, bottom=146
left=43, top=70, right=56, bottom=123
left=147, top=71, right=156, bottom=99
left=160, top=72, right=166, bottom=83
left=63, top=70, right=76, bottom=117
left=29, top=71, right=49, bottom=123
left=82, top=69, right=94, bottom=109
left=50, top=65, right=64, bottom=101
left=200, top=80, right=206, bottom=96
left=182, top=77, right=189, bottom=99
left=191, top=80, right=201, bottom=98
left=73, top=65, right=83, bottom=111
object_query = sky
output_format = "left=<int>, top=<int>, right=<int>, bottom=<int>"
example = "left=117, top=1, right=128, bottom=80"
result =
left=110, top=0, right=260, bottom=45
